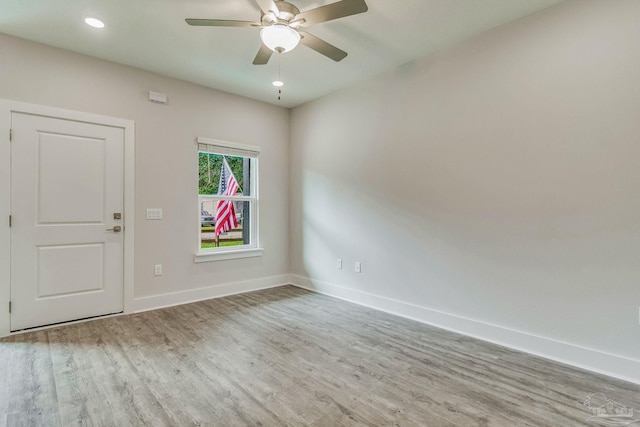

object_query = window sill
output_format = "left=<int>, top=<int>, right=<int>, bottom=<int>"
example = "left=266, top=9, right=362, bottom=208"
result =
left=194, top=247, right=264, bottom=263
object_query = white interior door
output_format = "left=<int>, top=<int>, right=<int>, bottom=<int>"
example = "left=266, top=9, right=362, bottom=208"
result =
left=10, top=112, right=124, bottom=331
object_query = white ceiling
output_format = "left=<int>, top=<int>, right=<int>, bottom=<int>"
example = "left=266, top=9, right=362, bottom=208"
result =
left=0, top=0, right=564, bottom=108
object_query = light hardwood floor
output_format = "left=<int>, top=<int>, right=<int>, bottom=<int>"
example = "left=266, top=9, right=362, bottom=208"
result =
left=1, top=285, right=638, bottom=426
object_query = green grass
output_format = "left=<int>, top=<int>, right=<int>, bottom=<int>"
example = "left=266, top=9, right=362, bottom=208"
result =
left=201, top=241, right=244, bottom=249
left=201, top=226, right=243, bottom=232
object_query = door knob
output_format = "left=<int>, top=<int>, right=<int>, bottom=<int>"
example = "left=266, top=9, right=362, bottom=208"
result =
left=106, top=226, right=122, bottom=232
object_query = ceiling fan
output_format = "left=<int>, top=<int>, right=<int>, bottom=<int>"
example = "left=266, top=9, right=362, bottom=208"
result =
left=186, top=0, right=368, bottom=65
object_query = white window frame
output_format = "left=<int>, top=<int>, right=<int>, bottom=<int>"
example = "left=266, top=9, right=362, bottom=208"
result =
left=194, top=137, right=262, bottom=263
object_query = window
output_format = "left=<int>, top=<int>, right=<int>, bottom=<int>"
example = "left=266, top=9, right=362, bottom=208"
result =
left=195, top=138, right=261, bottom=262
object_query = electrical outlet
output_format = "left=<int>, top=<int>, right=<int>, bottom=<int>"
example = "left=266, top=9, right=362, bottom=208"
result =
left=154, top=264, right=163, bottom=276
left=354, top=261, right=361, bottom=273
left=337, top=259, right=343, bottom=269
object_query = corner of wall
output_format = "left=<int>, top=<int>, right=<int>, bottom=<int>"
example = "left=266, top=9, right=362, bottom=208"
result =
left=0, top=101, right=12, bottom=337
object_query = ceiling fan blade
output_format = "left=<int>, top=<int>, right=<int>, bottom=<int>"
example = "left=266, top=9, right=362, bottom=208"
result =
left=299, top=31, right=347, bottom=62
left=185, top=19, right=261, bottom=28
left=295, top=0, right=368, bottom=27
left=254, top=0, right=280, bottom=16
left=253, top=43, right=274, bottom=65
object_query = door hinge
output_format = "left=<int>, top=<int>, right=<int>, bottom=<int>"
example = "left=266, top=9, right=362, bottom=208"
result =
left=9, top=129, right=13, bottom=142
left=8, top=215, right=11, bottom=227
left=8, top=301, right=11, bottom=313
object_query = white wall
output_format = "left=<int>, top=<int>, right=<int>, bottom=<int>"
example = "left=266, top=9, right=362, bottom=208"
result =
left=2, top=0, right=640, bottom=383
left=290, top=0, right=640, bottom=382
left=0, top=33, right=290, bottom=305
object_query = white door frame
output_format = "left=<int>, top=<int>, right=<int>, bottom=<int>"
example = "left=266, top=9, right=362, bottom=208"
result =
left=0, top=99, right=135, bottom=337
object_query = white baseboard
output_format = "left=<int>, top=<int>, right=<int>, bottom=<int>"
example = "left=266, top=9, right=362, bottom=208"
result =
left=290, top=274, right=640, bottom=385
left=133, top=274, right=290, bottom=313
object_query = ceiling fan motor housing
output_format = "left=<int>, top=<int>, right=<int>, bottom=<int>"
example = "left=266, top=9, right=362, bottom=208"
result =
left=271, top=1, right=300, bottom=23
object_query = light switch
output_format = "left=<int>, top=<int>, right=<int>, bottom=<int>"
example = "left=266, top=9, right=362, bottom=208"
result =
left=146, top=208, right=162, bottom=220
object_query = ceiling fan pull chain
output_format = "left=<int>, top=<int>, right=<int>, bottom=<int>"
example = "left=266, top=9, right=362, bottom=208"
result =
left=277, top=52, right=283, bottom=101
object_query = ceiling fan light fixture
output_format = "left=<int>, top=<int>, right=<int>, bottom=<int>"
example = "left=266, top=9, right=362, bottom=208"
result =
left=260, top=24, right=300, bottom=53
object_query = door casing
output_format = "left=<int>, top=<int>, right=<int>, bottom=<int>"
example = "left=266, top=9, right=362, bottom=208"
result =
left=0, top=99, right=135, bottom=337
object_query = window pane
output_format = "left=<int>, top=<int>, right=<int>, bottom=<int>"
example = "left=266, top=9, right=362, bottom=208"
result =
left=200, top=200, right=251, bottom=249
left=198, top=153, right=247, bottom=196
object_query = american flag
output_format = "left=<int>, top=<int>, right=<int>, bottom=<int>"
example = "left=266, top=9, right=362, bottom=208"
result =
left=215, top=158, right=240, bottom=236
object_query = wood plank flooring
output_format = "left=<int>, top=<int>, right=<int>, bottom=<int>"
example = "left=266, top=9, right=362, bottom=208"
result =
left=1, top=285, right=638, bottom=426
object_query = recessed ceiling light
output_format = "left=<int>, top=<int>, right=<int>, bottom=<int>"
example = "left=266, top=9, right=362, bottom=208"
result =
left=85, top=17, right=105, bottom=29
left=272, top=80, right=284, bottom=87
